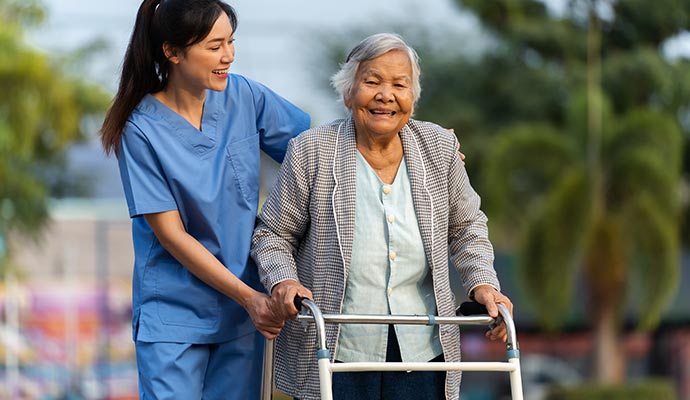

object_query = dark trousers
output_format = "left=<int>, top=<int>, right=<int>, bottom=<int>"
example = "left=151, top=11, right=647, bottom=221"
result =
left=330, top=326, right=446, bottom=400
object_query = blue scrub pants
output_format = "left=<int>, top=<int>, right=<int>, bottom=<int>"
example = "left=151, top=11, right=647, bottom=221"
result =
left=135, top=331, right=264, bottom=400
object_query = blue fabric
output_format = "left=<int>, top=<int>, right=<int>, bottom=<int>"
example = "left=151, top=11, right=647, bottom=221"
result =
left=136, top=331, right=265, bottom=400
left=118, top=74, right=310, bottom=344
left=337, top=152, right=441, bottom=363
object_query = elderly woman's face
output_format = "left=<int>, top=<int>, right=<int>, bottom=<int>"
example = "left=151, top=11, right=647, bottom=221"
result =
left=345, top=50, right=414, bottom=139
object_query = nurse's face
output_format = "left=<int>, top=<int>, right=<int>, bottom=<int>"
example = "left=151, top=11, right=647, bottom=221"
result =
left=167, top=12, right=235, bottom=94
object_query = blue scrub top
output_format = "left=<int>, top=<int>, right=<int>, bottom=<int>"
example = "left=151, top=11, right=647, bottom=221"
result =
left=118, top=74, right=310, bottom=343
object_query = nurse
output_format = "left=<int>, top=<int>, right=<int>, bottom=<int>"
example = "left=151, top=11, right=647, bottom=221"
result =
left=99, top=0, right=310, bottom=398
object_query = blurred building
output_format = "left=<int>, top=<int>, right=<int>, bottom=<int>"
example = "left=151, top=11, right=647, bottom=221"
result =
left=1, top=199, right=137, bottom=399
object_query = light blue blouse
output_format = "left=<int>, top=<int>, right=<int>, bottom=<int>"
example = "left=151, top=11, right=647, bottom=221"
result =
left=336, top=151, right=443, bottom=362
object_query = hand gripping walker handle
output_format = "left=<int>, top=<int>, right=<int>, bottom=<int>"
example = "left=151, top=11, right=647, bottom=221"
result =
left=457, top=301, right=503, bottom=330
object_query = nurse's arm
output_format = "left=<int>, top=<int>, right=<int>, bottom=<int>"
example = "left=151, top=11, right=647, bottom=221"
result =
left=144, top=210, right=285, bottom=339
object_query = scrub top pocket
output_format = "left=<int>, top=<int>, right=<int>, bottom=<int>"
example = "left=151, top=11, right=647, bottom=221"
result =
left=226, top=134, right=260, bottom=205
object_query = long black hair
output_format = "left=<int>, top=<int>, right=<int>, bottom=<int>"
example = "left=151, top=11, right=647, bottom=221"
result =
left=100, top=0, right=237, bottom=155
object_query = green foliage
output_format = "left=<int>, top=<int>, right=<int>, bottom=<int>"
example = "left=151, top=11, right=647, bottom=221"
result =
left=546, top=378, right=678, bottom=400
left=0, top=0, right=110, bottom=271
left=517, top=167, right=593, bottom=330
left=0, top=0, right=45, bottom=28
left=482, top=124, right=577, bottom=229
left=608, top=0, right=689, bottom=48
left=418, top=1, right=687, bottom=335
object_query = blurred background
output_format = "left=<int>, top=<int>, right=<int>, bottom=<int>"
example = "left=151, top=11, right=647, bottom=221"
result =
left=1, top=0, right=690, bottom=399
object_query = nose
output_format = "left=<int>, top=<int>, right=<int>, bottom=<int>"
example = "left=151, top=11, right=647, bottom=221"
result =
left=222, top=44, right=234, bottom=64
left=375, top=84, right=394, bottom=102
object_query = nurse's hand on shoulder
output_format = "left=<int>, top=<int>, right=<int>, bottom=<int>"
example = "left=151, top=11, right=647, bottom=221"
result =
left=446, top=127, right=466, bottom=161
left=246, top=291, right=285, bottom=339
left=270, top=280, right=313, bottom=321
left=472, top=284, right=514, bottom=343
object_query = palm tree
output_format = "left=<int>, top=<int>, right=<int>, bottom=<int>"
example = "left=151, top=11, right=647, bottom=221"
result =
left=483, top=84, right=682, bottom=383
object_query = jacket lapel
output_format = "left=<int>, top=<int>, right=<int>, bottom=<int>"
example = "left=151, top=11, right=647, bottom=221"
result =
left=331, top=118, right=358, bottom=278
left=400, top=123, right=436, bottom=269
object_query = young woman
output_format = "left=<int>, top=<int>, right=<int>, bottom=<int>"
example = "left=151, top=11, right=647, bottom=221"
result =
left=100, top=0, right=310, bottom=398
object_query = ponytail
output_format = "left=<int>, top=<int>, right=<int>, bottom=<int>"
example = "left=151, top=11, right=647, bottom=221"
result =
left=100, top=0, right=164, bottom=155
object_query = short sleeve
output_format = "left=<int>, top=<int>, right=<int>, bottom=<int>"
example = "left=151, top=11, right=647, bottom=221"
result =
left=117, top=122, right=178, bottom=218
left=243, top=77, right=310, bottom=163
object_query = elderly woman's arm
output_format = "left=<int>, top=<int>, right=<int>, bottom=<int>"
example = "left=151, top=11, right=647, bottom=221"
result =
left=446, top=138, right=513, bottom=341
left=251, top=138, right=314, bottom=320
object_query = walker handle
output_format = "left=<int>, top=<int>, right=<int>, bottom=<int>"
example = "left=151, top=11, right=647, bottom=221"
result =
left=294, top=295, right=307, bottom=312
left=457, top=301, right=488, bottom=316
left=457, top=301, right=502, bottom=330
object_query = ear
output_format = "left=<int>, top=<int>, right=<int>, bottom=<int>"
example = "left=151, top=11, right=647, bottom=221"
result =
left=344, top=95, right=351, bottom=109
left=163, top=42, right=182, bottom=64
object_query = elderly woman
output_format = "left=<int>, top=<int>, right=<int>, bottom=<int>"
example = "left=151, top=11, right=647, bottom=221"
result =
left=251, top=33, right=513, bottom=400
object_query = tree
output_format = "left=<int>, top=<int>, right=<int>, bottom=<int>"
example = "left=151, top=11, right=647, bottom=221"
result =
left=0, top=0, right=110, bottom=274
left=411, top=0, right=690, bottom=383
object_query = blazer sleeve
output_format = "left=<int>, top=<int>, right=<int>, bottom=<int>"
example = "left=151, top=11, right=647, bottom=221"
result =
left=446, top=137, right=501, bottom=296
left=251, top=136, right=312, bottom=292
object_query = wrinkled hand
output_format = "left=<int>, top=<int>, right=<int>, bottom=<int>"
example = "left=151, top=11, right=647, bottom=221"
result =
left=245, top=291, right=284, bottom=339
left=271, top=280, right=313, bottom=321
left=472, top=285, right=514, bottom=342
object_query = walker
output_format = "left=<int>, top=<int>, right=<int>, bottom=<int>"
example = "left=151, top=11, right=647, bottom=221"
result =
left=261, top=298, right=523, bottom=400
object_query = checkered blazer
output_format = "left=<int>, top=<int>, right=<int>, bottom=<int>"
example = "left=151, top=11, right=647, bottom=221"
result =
left=251, top=117, right=500, bottom=400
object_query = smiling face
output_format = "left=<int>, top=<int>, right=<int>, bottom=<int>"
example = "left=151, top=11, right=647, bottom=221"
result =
left=345, top=49, right=414, bottom=141
left=166, top=12, right=235, bottom=94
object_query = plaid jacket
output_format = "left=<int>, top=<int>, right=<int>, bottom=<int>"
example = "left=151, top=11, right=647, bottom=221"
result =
left=251, top=117, right=500, bottom=400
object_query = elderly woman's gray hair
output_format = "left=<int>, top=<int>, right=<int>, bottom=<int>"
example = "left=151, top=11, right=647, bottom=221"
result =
left=331, top=33, right=422, bottom=107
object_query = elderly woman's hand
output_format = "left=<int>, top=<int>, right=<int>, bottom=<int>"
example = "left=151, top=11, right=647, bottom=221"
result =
left=471, top=284, right=514, bottom=343
left=270, top=280, right=314, bottom=321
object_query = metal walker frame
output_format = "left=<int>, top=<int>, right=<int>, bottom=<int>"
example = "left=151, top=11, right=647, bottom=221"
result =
left=261, top=299, right=523, bottom=400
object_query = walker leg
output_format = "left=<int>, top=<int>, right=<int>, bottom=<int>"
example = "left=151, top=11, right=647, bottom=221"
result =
left=509, top=358, right=523, bottom=400
left=318, top=357, right=333, bottom=400
left=260, top=339, right=274, bottom=400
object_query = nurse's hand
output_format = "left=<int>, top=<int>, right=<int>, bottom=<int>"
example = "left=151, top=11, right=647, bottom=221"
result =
left=246, top=291, right=285, bottom=339
left=271, top=280, right=313, bottom=321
